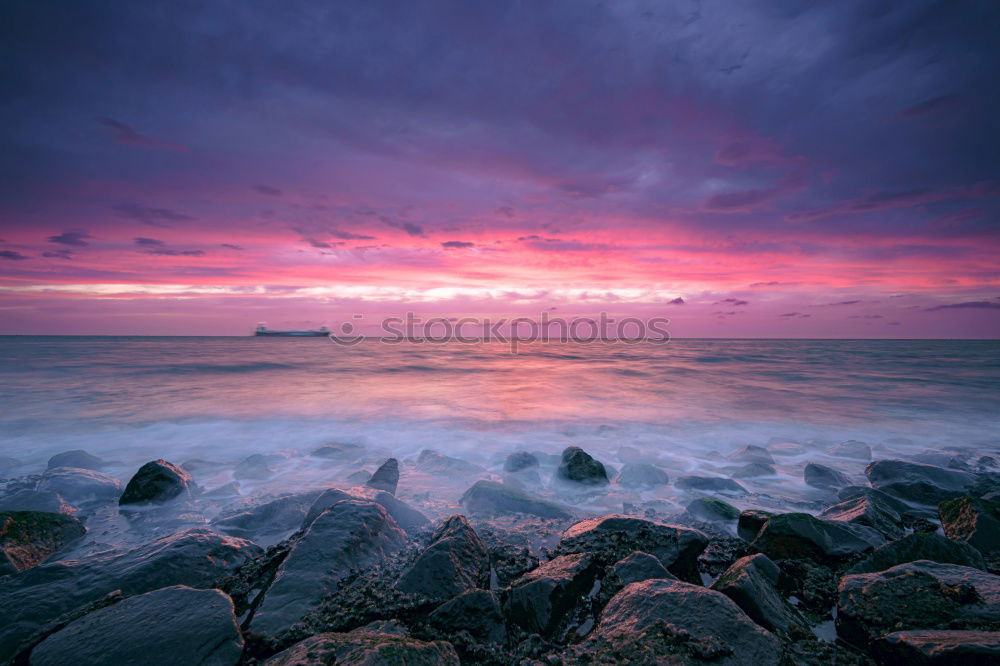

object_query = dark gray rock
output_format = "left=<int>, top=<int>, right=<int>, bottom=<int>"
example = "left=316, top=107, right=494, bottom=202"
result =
left=728, top=445, right=775, bottom=465
left=301, top=488, right=354, bottom=528
left=675, top=475, right=747, bottom=495
left=310, top=442, right=365, bottom=460
left=938, top=496, right=1000, bottom=554
left=372, top=491, right=430, bottom=534
left=248, top=500, right=405, bottom=640
left=838, top=561, right=1000, bottom=647
left=804, top=462, right=850, bottom=490
left=214, top=490, right=327, bottom=546
left=752, top=512, right=885, bottom=562
left=825, top=440, right=872, bottom=460
left=687, top=497, right=740, bottom=522
left=38, top=467, right=122, bottom=505
left=119, top=459, right=192, bottom=505
left=263, top=632, right=459, bottom=665
left=0, top=528, right=260, bottom=661
left=872, top=630, right=1000, bottom=665
left=503, top=451, right=539, bottom=473
left=417, top=449, right=484, bottom=475
left=837, top=486, right=913, bottom=514
left=505, top=552, right=600, bottom=636
left=365, top=458, right=399, bottom=495
left=0, top=511, right=85, bottom=575
left=345, top=469, right=372, bottom=483
left=29, top=585, right=243, bottom=666
left=0, top=489, right=75, bottom=516
left=201, top=481, right=241, bottom=499
left=233, top=454, right=272, bottom=481
left=615, top=462, right=669, bottom=488
left=556, top=446, right=609, bottom=485
left=590, top=579, right=782, bottom=666
left=395, top=515, right=489, bottom=602
left=737, top=509, right=774, bottom=542
left=459, top=480, right=572, bottom=519
left=732, top=462, right=776, bottom=478
left=711, top=553, right=806, bottom=635
left=866, top=459, right=978, bottom=504
left=847, top=532, right=988, bottom=575
left=428, top=589, right=507, bottom=644
left=555, top=514, right=708, bottom=583
left=610, top=550, right=676, bottom=584
left=819, top=494, right=904, bottom=540
left=46, top=450, right=104, bottom=471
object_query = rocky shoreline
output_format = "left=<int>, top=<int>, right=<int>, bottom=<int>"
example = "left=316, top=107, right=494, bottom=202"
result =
left=1, top=443, right=999, bottom=665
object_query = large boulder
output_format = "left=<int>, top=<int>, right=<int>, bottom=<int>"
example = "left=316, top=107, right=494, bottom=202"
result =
left=503, top=451, right=539, bottom=473
left=365, top=458, right=399, bottom=495
left=837, top=561, right=1000, bottom=647
left=615, top=463, right=669, bottom=489
left=938, top=496, right=1000, bottom=554
left=0, top=511, right=85, bottom=575
left=871, top=629, right=1000, bottom=665
left=729, top=445, right=775, bottom=465
left=866, top=460, right=978, bottom=504
left=372, top=491, right=430, bottom=534
left=213, top=490, right=327, bottom=546
left=751, top=512, right=885, bottom=562
left=819, top=494, right=904, bottom=540
left=675, top=475, right=747, bottom=495
left=310, top=442, right=365, bottom=460
left=28, top=585, right=243, bottom=666
left=0, top=489, right=75, bottom=516
left=687, top=497, right=740, bottom=522
left=711, top=553, right=806, bottom=635
left=804, top=462, right=850, bottom=490
left=737, top=509, right=774, bottom=542
left=847, top=532, right=988, bottom=575
left=554, top=515, right=708, bottom=583
left=505, top=552, right=600, bottom=637
left=119, top=459, right=193, bottom=505
left=248, top=500, right=405, bottom=640
left=609, top=551, right=676, bottom=585
left=0, top=528, right=260, bottom=661
left=37, top=467, right=122, bottom=505
left=459, top=480, right=572, bottom=519
left=264, top=632, right=459, bottom=665
left=395, top=515, right=489, bottom=602
left=417, top=450, right=484, bottom=476
left=589, top=579, right=782, bottom=666
left=428, top=589, right=507, bottom=644
left=46, top=450, right=104, bottom=471
left=556, top=447, right=609, bottom=485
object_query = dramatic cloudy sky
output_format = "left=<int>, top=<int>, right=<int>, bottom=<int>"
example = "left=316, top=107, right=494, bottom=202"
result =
left=1, top=0, right=999, bottom=336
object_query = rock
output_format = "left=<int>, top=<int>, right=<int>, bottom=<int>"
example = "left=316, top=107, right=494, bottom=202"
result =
left=0, top=456, right=20, bottom=476
left=847, top=533, right=988, bottom=575
left=556, top=446, right=609, bottom=485
left=428, top=589, right=507, bottom=644
left=866, top=459, right=978, bottom=504
left=610, top=551, right=676, bottom=584
left=872, top=630, right=1000, bottom=665
left=0, top=528, right=260, bottom=660
left=263, top=632, right=459, bottom=666
left=752, top=512, right=885, bottom=562
left=46, top=450, right=104, bottom=471
left=0, top=511, right=85, bottom=575
left=202, top=481, right=242, bottom=499
left=233, top=453, right=272, bottom=481
left=345, top=469, right=371, bottom=483
left=732, top=462, right=776, bottom=478
left=395, top=515, right=489, bottom=602
left=555, top=514, right=708, bottom=583
left=38, top=467, right=122, bottom=505
left=180, top=458, right=221, bottom=472
left=214, top=490, right=327, bottom=546
left=837, top=485, right=913, bottom=514
left=675, top=475, right=747, bottom=495
left=826, top=440, right=872, bottom=460
left=119, top=459, right=193, bottom=505
left=804, top=462, right=850, bottom=490
left=819, top=494, right=904, bottom=540
left=28, top=585, right=243, bottom=666
left=837, top=561, right=1000, bottom=647
left=615, top=462, right=669, bottom=488
left=687, top=497, right=740, bottom=522
left=729, top=445, right=775, bottom=465
left=505, top=552, right=600, bottom=636
left=767, top=441, right=808, bottom=456
left=590, top=579, right=782, bottom=666
left=372, top=491, right=431, bottom=534
left=416, top=449, right=484, bottom=476
left=737, top=509, right=774, bottom=542
left=301, top=488, right=355, bottom=527
left=459, top=480, right=573, bottom=519
left=938, top=496, right=1000, bottom=554
left=503, top=451, right=539, bottom=473
left=248, top=500, right=405, bottom=640
left=0, top=489, right=75, bottom=516
left=365, top=458, right=399, bottom=495
left=617, top=445, right=657, bottom=464
left=711, top=553, right=806, bottom=635
left=311, top=442, right=365, bottom=460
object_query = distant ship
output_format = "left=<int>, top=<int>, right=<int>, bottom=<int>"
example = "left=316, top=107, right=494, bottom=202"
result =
left=254, top=324, right=330, bottom=337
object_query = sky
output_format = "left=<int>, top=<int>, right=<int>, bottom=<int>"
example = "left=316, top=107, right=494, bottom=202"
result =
left=1, top=0, right=999, bottom=337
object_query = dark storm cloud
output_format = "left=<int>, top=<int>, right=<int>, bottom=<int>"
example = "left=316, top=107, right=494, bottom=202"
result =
left=669, top=297, right=685, bottom=305
left=380, top=218, right=425, bottom=238
left=42, top=249, right=74, bottom=259
left=924, top=301, right=1000, bottom=312
left=114, top=203, right=196, bottom=227
left=48, top=230, right=91, bottom=246
left=441, top=241, right=474, bottom=249
left=134, top=237, right=164, bottom=247
left=0, top=250, right=29, bottom=260
left=716, top=298, right=749, bottom=306
left=144, top=248, right=206, bottom=257
left=220, top=243, right=243, bottom=250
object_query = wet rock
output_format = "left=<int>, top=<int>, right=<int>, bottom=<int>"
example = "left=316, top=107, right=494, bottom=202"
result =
left=819, top=494, right=904, bottom=540
left=119, top=459, right=192, bottom=505
left=847, top=532, right=988, bottom=575
left=872, top=629, right=1000, bottom=665
left=38, top=467, right=123, bottom=505
left=826, top=440, right=872, bottom=460
left=590, top=579, right=782, bottom=666
left=365, top=458, right=399, bottom=495
left=938, top=496, right=1000, bottom=554
left=311, top=442, right=365, bottom=460
left=698, top=538, right=754, bottom=579
left=687, top=497, right=740, bottom=522
left=233, top=453, right=273, bottom=481
left=752, top=512, right=885, bottom=562
left=555, top=514, right=708, bottom=583
left=732, top=462, right=776, bottom=478
left=372, top=491, right=430, bottom=534
left=837, top=561, right=1000, bottom=647
left=0, top=511, right=85, bottom=575
left=837, top=485, right=913, bottom=514
left=417, top=449, right=485, bottom=476
left=767, top=441, right=808, bottom=456
left=0, top=528, right=260, bottom=660
left=610, top=550, right=676, bottom=584
left=248, top=500, right=405, bottom=640
left=346, top=469, right=372, bottom=483
left=214, top=490, right=327, bottom=546
left=29, top=585, right=243, bottom=666
left=503, top=451, right=539, bottom=473
left=301, top=488, right=355, bottom=527
left=202, top=481, right=242, bottom=499
left=711, top=553, right=806, bottom=635
left=395, top=515, right=489, bottom=602
left=263, top=632, right=459, bottom=666
left=180, top=458, right=221, bottom=472
left=866, top=459, right=978, bottom=504
left=737, top=509, right=773, bottom=542
left=556, top=446, right=609, bottom=485
left=459, top=480, right=573, bottom=519
left=46, top=450, right=104, bottom=471
left=804, top=462, right=850, bottom=490
left=615, top=462, right=669, bottom=488
left=504, top=552, right=600, bottom=636
left=428, top=589, right=507, bottom=644
left=729, top=445, right=775, bottom=465
left=675, top=475, right=747, bottom=495
left=0, top=489, right=75, bottom=516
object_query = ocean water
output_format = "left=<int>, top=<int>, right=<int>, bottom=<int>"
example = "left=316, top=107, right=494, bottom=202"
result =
left=1, top=336, right=998, bottom=518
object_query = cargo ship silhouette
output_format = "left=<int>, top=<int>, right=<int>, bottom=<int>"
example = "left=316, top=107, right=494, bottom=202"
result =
left=253, top=324, right=330, bottom=337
